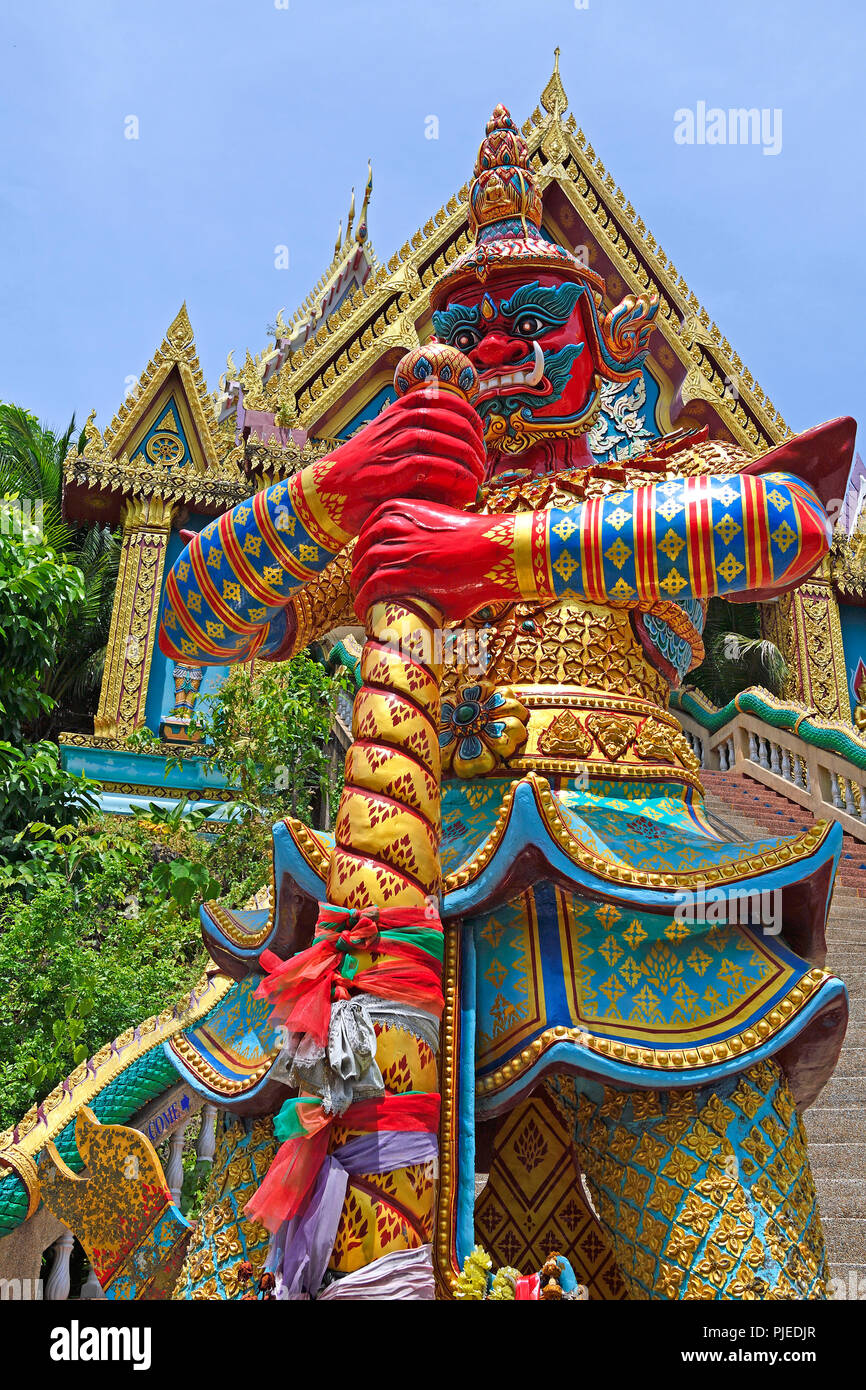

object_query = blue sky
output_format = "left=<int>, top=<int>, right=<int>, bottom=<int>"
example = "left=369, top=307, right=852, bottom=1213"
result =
left=1, top=0, right=863, bottom=450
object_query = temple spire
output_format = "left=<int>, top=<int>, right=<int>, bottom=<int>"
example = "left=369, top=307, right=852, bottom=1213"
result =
left=356, top=161, right=372, bottom=243
left=540, top=46, right=568, bottom=119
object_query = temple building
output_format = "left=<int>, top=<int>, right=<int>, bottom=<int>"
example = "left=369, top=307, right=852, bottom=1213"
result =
left=4, top=50, right=865, bottom=1305
left=60, top=55, right=865, bottom=811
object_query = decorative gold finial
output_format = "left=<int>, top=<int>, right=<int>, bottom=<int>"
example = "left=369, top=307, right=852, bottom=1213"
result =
left=274, top=307, right=290, bottom=340
left=239, top=350, right=266, bottom=409
left=78, top=409, right=111, bottom=463
left=81, top=409, right=100, bottom=452
left=226, top=350, right=237, bottom=379
left=275, top=367, right=299, bottom=429
left=468, top=105, right=542, bottom=236
left=540, top=47, right=568, bottom=119
left=357, top=161, right=372, bottom=243
left=334, top=219, right=343, bottom=259
left=346, top=186, right=356, bottom=243
left=166, top=302, right=194, bottom=350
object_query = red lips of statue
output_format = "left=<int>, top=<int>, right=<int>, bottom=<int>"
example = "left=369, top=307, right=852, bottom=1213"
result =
left=474, top=338, right=552, bottom=403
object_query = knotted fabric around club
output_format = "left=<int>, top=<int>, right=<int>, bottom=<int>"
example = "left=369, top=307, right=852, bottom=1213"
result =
left=255, top=904, right=445, bottom=1049
left=244, top=1091, right=441, bottom=1233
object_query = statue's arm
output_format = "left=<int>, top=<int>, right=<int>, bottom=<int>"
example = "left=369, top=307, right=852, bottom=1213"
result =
left=157, top=387, right=485, bottom=666
left=251, top=544, right=357, bottom=664
left=513, top=470, right=831, bottom=605
left=351, top=470, right=832, bottom=619
left=158, top=461, right=354, bottom=666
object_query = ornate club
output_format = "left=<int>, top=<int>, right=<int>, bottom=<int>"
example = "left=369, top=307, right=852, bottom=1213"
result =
left=325, top=343, right=480, bottom=910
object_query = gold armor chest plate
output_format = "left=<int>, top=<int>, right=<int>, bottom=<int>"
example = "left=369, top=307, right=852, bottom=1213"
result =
left=439, top=455, right=722, bottom=785
left=440, top=596, right=701, bottom=784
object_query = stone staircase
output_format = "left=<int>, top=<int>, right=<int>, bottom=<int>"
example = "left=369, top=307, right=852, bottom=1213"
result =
left=701, top=770, right=866, bottom=1292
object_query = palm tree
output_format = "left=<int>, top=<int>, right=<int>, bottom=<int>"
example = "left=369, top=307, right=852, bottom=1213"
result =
left=0, top=405, right=119, bottom=735
left=687, top=597, right=788, bottom=708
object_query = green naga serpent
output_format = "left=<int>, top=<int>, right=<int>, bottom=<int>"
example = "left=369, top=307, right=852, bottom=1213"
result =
left=1, top=103, right=857, bottom=1301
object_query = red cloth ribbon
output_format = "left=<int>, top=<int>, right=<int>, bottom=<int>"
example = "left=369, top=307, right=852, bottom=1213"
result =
left=255, top=906, right=443, bottom=1048
left=244, top=1092, right=441, bottom=1233
left=515, top=1272, right=542, bottom=1300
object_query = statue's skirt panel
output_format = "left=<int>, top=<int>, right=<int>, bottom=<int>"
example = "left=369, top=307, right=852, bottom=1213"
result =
left=189, top=773, right=846, bottom=1116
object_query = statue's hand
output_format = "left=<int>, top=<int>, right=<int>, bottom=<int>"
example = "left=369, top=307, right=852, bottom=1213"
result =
left=352, top=499, right=509, bottom=620
left=317, top=388, right=486, bottom=536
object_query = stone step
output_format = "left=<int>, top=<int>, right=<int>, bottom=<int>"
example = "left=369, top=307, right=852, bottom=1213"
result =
left=826, top=1267, right=866, bottom=1298
left=815, top=1076, right=866, bottom=1107
left=824, top=959, right=866, bottom=975
left=828, top=1048, right=866, bottom=1077
left=821, top=1218, right=866, bottom=1266
left=806, top=1108, right=866, bottom=1144
left=805, top=1142, right=866, bottom=1175
left=811, top=1179, right=866, bottom=1217
left=825, top=954, right=866, bottom=971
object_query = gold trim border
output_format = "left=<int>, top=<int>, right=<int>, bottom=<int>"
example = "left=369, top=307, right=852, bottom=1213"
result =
left=0, top=973, right=231, bottom=1165
left=281, top=772, right=831, bottom=897
left=442, top=773, right=831, bottom=894
left=203, top=900, right=275, bottom=951
left=434, top=918, right=461, bottom=1299
left=166, top=1034, right=274, bottom=1099
left=476, top=967, right=830, bottom=1094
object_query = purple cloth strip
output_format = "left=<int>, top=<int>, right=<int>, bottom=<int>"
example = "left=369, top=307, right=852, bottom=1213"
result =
left=275, top=1157, right=349, bottom=1302
left=278, top=1128, right=438, bottom=1300
left=333, top=1129, right=438, bottom=1174
left=317, top=1245, right=435, bottom=1301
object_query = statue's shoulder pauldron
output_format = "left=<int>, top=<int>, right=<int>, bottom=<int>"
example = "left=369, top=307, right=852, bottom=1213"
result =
left=479, top=429, right=755, bottom=519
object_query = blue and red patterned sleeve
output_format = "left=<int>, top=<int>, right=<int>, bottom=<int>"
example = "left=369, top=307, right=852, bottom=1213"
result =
left=158, top=465, right=352, bottom=666
left=504, top=471, right=831, bottom=605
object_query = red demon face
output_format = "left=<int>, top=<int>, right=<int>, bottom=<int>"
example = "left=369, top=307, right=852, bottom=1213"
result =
left=432, top=271, right=599, bottom=468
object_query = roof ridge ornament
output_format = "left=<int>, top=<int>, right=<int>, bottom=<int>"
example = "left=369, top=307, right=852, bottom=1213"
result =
left=356, top=161, right=372, bottom=244
left=540, top=46, right=568, bottom=120
left=166, top=302, right=194, bottom=352
left=239, top=350, right=267, bottom=409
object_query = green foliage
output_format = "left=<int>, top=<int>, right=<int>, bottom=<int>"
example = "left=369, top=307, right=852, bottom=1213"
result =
left=0, top=403, right=119, bottom=734
left=0, top=646, right=346, bottom=1128
left=191, top=656, right=346, bottom=820
left=0, top=798, right=278, bottom=1125
left=179, top=1153, right=211, bottom=1220
left=0, top=820, right=207, bottom=1128
left=151, top=858, right=222, bottom=911
left=0, top=524, right=85, bottom=742
left=131, top=799, right=220, bottom=835
left=687, top=598, right=788, bottom=708
left=0, top=742, right=99, bottom=882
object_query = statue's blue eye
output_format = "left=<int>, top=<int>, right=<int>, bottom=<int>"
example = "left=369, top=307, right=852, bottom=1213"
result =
left=453, top=327, right=479, bottom=350
left=515, top=314, right=546, bottom=336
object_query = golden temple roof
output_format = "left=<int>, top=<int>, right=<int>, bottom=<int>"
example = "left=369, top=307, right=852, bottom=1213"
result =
left=64, top=55, right=791, bottom=523
left=246, top=54, right=789, bottom=452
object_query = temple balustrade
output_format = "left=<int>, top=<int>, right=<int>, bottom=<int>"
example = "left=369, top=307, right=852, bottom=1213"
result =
left=672, top=686, right=866, bottom=844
